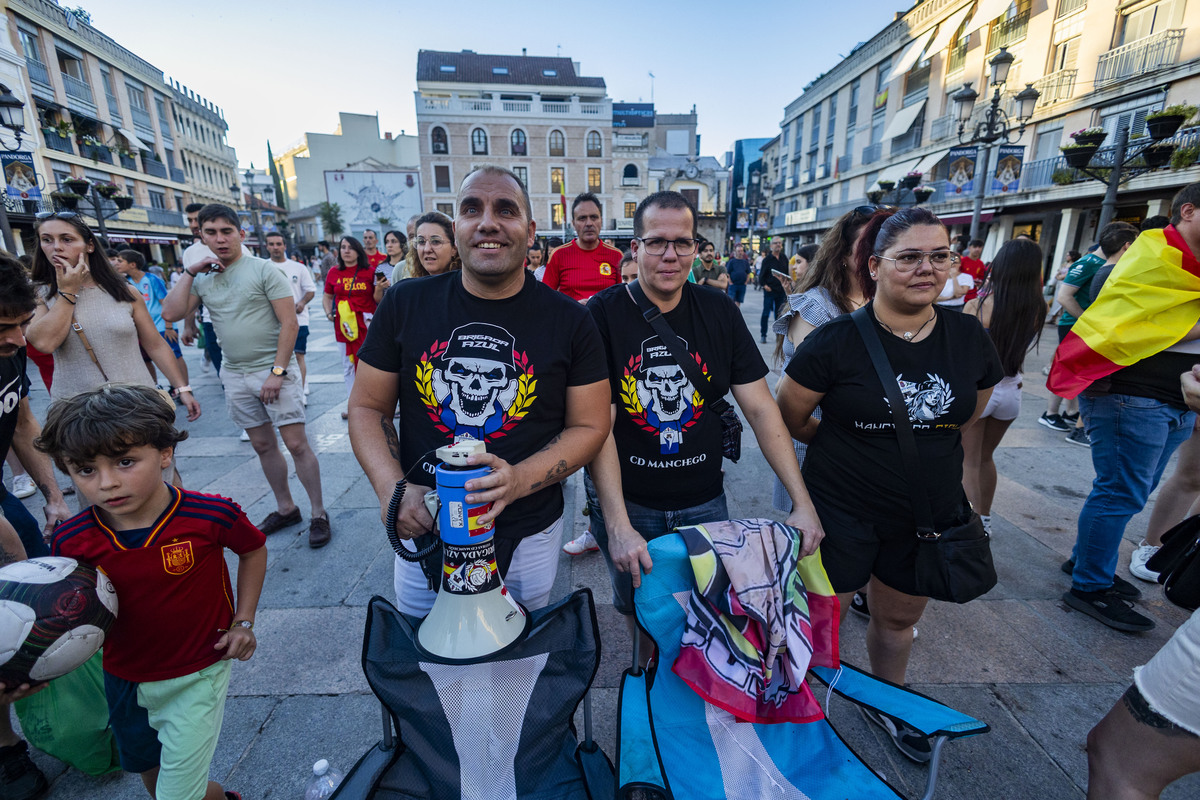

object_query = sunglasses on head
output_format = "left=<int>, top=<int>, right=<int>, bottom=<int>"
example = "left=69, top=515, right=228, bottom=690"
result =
left=35, top=211, right=80, bottom=221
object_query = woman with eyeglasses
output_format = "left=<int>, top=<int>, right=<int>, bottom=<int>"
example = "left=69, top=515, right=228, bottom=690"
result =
left=26, top=212, right=200, bottom=418
left=775, top=207, right=1001, bottom=763
left=322, top=235, right=377, bottom=417
left=961, top=239, right=1046, bottom=534
left=407, top=211, right=461, bottom=279
left=770, top=206, right=874, bottom=514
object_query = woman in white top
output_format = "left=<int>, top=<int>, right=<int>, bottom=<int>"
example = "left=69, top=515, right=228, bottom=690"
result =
left=935, top=262, right=974, bottom=310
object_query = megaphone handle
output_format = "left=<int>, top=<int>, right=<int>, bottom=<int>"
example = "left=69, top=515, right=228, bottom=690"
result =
left=385, top=480, right=440, bottom=562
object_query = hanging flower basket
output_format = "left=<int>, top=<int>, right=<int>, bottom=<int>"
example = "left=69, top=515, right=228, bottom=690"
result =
left=913, top=186, right=934, bottom=203
left=63, top=178, right=91, bottom=196
left=1070, top=128, right=1107, bottom=147
left=877, top=180, right=896, bottom=192
left=866, top=189, right=884, bottom=204
left=50, top=191, right=82, bottom=210
left=900, top=172, right=922, bottom=189
left=95, top=183, right=121, bottom=199
left=1147, top=115, right=1186, bottom=141
left=1144, top=144, right=1175, bottom=168
left=1061, top=144, right=1098, bottom=169
left=113, top=195, right=134, bottom=210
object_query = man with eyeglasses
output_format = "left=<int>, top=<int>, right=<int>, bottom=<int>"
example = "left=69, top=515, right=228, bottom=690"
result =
left=542, top=192, right=623, bottom=302
left=347, top=165, right=610, bottom=617
left=581, top=191, right=824, bottom=657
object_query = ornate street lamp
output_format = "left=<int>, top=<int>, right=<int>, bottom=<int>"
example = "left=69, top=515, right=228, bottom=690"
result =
left=0, top=84, right=29, bottom=252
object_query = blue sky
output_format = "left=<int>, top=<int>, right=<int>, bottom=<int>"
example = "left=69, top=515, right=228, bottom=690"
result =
left=76, top=0, right=911, bottom=168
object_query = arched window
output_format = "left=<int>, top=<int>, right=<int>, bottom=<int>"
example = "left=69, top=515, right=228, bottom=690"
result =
left=622, top=164, right=639, bottom=186
left=548, top=129, right=565, bottom=157
left=586, top=130, right=602, bottom=158
left=471, top=127, right=488, bottom=155
left=431, top=126, right=448, bottom=154
left=510, top=129, right=527, bottom=156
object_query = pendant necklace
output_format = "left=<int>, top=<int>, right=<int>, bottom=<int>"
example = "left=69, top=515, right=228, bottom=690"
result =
left=874, top=307, right=935, bottom=341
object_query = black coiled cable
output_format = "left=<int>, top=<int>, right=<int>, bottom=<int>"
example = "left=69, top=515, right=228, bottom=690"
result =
left=385, top=479, right=440, bottom=562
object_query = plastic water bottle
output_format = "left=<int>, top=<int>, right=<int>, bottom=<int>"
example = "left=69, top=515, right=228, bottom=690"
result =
left=304, top=759, right=344, bottom=800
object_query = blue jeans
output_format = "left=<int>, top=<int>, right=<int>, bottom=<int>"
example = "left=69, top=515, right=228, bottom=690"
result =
left=1071, top=394, right=1195, bottom=592
left=584, top=472, right=727, bottom=614
left=0, top=483, right=51, bottom=559
left=760, top=293, right=782, bottom=338
left=202, top=320, right=222, bottom=375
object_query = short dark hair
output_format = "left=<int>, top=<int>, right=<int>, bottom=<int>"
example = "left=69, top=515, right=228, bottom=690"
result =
left=969, top=239, right=985, bottom=248
left=633, top=191, right=696, bottom=238
left=198, top=203, right=240, bottom=229
left=265, top=231, right=285, bottom=242
left=1098, top=221, right=1138, bottom=258
left=1141, top=215, right=1170, bottom=231
left=35, top=384, right=188, bottom=472
left=528, top=240, right=542, bottom=252
left=699, top=239, right=715, bottom=253
left=317, top=240, right=330, bottom=248
left=460, top=165, right=532, bottom=221
left=1171, top=183, right=1200, bottom=225
left=571, top=192, right=602, bottom=217
left=364, top=228, right=377, bottom=236
left=184, top=202, right=205, bottom=214
left=0, top=253, right=36, bottom=317
left=117, top=249, right=146, bottom=270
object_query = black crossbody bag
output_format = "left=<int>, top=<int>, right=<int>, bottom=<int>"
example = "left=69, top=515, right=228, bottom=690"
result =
left=1146, top=514, right=1200, bottom=611
left=851, top=307, right=997, bottom=604
left=627, top=280, right=744, bottom=462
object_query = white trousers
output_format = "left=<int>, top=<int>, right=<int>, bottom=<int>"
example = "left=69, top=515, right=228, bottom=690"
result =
left=392, top=515, right=564, bottom=616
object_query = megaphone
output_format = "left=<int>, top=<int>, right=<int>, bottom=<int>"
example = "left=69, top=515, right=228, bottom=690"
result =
left=388, top=437, right=528, bottom=660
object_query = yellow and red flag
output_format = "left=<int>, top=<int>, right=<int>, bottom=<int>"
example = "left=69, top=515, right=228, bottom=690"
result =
left=1048, top=226, right=1200, bottom=398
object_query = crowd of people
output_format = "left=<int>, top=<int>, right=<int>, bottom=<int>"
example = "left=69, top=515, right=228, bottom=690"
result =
left=0, top=169, right=1198, bottom=800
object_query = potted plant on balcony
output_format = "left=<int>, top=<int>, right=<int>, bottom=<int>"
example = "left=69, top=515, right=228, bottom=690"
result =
left=1070, top=127, right=1108, bottom=147
left=1144, top=143, right=1176, bottom=168
left=1147, top=104, right=1197, bottom=141
left=1170, top=143, right=1199, bottom=171
left=877, top=179, right=896, bottom=193
left=866, top=189, right=884, bottom=204
left=112, top=194, right=134, bottom=211
left=95, top=182, right=121, bottom=199
left=900, top=171, right=923, bottom=189
left=50, top=191, right=83, bottom=211
left=1060, top=142, right=1098, bottom=169
left=1052, top=167, right=1078, bottom=186
left=62, top=177, right=92, bottom=196
left=48, top=120, right=72, bottom=139
left=912, top=184, right=934, bottom=203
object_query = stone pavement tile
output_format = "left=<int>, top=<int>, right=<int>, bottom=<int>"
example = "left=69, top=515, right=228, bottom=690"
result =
left=988, top=516, right=1078, bottom=601
left=572, top=687, right=618, bottom=760
left=43, top=766, right=136, bottom=800
left=226, top=693, right=382, bottom=800
left=177, top=435, right=256, bottom=458
left=256, top=509, right=390, bottom=608
left=229, top=607, right=369, bottom=696
left=333, top=472, right=384, bottom=509
left=593, top=603, right=634, bottom=689
left=1026, top=598, right=1177, bottom=678
left=344, top=544, right=404, bottom=608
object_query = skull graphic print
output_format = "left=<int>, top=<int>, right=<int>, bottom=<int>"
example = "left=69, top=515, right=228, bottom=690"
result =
left=619, top=336, right=706, bottom=454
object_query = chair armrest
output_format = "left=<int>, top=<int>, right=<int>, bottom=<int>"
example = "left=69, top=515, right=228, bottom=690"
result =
left=810, top=663, right=989, bottom=740
left=617, top=668, right=670, bottom=796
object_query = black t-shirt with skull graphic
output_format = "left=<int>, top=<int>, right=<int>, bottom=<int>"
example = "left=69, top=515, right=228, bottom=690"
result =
left=587, top=282, right=768, bottom=511
left=785, top=302, right=1002, bottom=527
left=358, top=270, right=608, bottom=539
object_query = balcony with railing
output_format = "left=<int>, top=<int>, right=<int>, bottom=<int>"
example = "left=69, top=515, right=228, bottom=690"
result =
left=5, top=196, right=53, bottom=216
left=60, top=73, right=93, bottom=104
left=143, top=158, right=168, bottom=179
left=947, top=40, right=968, bottom=74
left=891, top=127, right=923, bottom=156
left=987, top=7, right=1031, bottom=52
left=130, top=105, right=153, bottom=131
left=930, top=114, right=956, bottom=141
left=169, top=167, right=185, bottom=183
left=42, top=129, right=74, bottom=154
left=415, top=93, right=612, bottom=121
left=1096, top=29, right=1185, bottom=87
left=1056, top=0, right=1086, bottom=18
left=159, top=117, right=172, bottom=139
left=79, top=141, right=112, bottom=164
left=1012, top=126, right=1200, bottom=190
left=837, top=154, right=852, bottom=174
left=105, top=94, right=119, bottom=116
left=119, top=153, right=137, bottom=170
left=27, top=59, right=51, bottom=86
left=144, top=207, right=185, bottom=227
left=862, top=142, right=883, bottom=164
left=1033, top=69, right=1078, bottom=107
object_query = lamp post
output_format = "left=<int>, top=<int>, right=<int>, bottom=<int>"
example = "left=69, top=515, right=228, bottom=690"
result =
left=952, top=47, right=1039, bottom=243
left=243, top=166, right=265, bottom=257
left=0, top=83, right=28, bottom=253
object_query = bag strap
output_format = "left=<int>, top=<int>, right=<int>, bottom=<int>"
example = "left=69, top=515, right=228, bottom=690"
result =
left=850, top=306, right=936, bottom=537
left=627, top=280, right=730, bottom=414
left=70, top=315, right=109, bottom=382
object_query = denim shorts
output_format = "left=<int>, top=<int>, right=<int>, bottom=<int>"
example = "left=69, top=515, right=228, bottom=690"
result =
left=584, top=473, right=727, bottom=614
left=294, top=325, right=309, bottom=354
left=727, top=284, right=747, bottom=303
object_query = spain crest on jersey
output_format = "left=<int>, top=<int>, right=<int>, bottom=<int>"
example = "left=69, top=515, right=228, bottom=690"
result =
left=161, top=540, right=194, bottom=575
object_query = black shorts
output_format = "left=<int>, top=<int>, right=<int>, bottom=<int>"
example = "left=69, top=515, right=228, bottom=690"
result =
left=811, top=494, right=970, bottom=597
left=1057, top=323, right=1072, bottom=344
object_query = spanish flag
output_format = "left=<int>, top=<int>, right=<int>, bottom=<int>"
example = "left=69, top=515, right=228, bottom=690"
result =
left=1048, top=226, right=1200, bottom=399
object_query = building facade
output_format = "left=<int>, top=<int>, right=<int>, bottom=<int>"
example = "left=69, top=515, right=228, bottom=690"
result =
left=169, top=79, right=238, bottom=209
left=5, top=0, right=193, bottom=261
left=767, top=0, right=1200, bottom=272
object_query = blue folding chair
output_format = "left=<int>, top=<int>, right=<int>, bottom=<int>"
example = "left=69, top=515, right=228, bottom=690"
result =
left=616, top=533, right=989, bottom=800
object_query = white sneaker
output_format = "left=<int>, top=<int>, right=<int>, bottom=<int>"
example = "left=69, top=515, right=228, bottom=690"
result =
left=1129, top=541, right=1161, bottom=583
left=239, top=430, right=251, bottom=442
left=11, top=474, right=36, bottom=499
left=303, top=383, right=311, bottom=395
left=980, top=514, right=993, bottom=535
left=563, top=529, right=599, bottom=555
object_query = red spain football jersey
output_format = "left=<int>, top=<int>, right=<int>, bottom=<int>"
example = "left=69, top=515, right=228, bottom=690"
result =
left=52, top=486, right=266, bottom=682
left=542, top=240, right=623, bottom=302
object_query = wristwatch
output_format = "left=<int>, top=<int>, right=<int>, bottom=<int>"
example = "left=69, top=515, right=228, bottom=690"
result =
left=230, top=620, right=254, bottom=630
left=271, top=365, right=287, bottom=377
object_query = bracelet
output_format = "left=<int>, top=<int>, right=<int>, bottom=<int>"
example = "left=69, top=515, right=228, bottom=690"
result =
left=59, top=293, right=76, bottom=305
left=185, top=269, right=198, bottom=278
left=174, top=385, right=193, bottom=394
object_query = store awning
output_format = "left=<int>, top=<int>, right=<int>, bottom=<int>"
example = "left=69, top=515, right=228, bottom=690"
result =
left=939, top=209, right=996, bottom=226
left=927, top=4, right=975, bottom=54
left=910, top=150, right=945, bottom=179
left=116, top=128, right=154, bottom=151
left=885, top=27, right=938, bottom=84
left=882, top=98, right=928, bottom=140
left=965, top=0, right=1014, bottom=34
left=105, top=232, right=179, bottom=245
left=871, top=157, right=922, bottom=190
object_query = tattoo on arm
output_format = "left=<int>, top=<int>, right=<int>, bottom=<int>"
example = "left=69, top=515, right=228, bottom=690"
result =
left=36, top=482, right=51, bottom=501
left=530, top=459, right=572, bottom=492
left=0, top=548, right=15, bottom=566
left=380, top=417, right=401, bottom=462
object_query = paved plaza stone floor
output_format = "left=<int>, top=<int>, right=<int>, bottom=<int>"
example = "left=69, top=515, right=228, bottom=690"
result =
left=13, top=287, right=1200, bottom=799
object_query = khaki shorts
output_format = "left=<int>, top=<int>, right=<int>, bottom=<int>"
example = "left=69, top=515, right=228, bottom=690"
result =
left=222, top=363, right=306, bottom=430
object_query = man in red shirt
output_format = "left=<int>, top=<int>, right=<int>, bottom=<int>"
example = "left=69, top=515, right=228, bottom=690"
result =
left=959, top=238, right=987, bottom=301
left=542, top=193, right=623, bottom=302
left=363, top=229, right=387, bottom=269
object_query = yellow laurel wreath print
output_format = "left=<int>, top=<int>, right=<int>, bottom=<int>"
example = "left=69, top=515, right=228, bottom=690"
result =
left=620, top=374, right=644, bottom=413
left=415, top=360, right=439, bottom=409
left=505, top=373, right=537, bottom=421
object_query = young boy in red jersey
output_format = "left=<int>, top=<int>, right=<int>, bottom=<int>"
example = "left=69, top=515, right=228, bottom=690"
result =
left=37, top=384, right=266, bottom=800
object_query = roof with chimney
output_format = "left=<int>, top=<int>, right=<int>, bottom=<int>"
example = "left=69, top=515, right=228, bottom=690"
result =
left=416, top=50, right=606, bottom=89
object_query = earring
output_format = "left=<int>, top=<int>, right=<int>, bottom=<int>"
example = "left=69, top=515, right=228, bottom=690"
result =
left=870, top=272, right=877, bottom=278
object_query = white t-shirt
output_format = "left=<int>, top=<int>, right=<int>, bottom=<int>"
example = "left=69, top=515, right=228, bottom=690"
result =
left=272, top=258, right=317, bottom=326
left=183, top=241, right=254, bottom=323
left=937, top=272, right=975, bottom=307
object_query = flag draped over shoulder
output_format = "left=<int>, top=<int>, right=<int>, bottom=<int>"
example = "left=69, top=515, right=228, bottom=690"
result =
left=1047, top=226, right=1200, bottom=398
